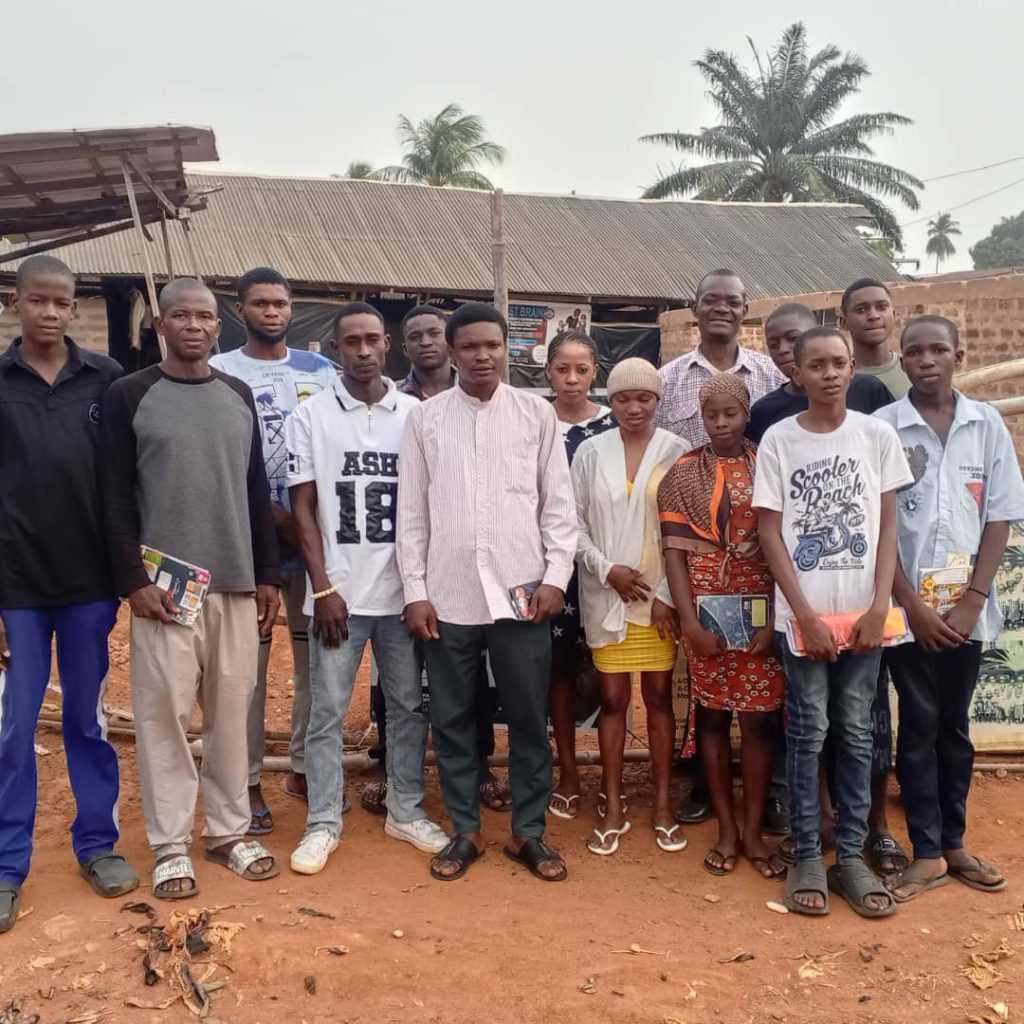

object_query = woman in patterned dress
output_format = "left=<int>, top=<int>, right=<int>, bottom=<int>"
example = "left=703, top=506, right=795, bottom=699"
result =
left=545, top=332, right=617, bottom=820
left=658, top=374, right=786, bottom=880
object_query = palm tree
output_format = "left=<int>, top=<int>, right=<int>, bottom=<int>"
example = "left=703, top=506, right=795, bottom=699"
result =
left=342, top=161, right=377, bottom=179
left=925, top=212, right=961, bottom=272
left=374, top=103, right=505, bottom=189
left=639, top=23, right=922, bottom=247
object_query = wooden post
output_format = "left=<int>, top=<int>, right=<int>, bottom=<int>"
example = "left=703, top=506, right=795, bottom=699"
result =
left=180, top=213, right=202, bottom=280
left=159, top=213, right=174, bottom=279
left=490, top=188, right=509, bottom=383
left=120, top=158, right=165, bottom=359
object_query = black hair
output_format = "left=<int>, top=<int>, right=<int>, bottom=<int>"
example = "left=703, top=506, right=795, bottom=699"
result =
left=546, top=329, right=598, bottom=364
left=237, top=267, right=291, bottom=301
left=445, top=301, right=508, bottom=345
left=158, top=277, right=215, bottom=313
left=841, top=277, right=892, bottom=312
left=901, top=314, right=960, bottom=348
left=332, top=300, right=385, bottom=334
left=15, top=254, right=75, bottom=291
left=793, top=326, right=851, bottom=364
left=695, top=268, right=745, bottom=301
left=401, top=304, right=446, bottom=333
left=765, top=302, right=817, bottom=329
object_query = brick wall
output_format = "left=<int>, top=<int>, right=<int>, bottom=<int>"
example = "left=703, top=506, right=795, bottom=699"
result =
left=659, top=271, right=1024, bottom=455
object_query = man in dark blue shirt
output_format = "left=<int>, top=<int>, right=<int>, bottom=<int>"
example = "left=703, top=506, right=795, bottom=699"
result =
left=0, top=255, right=138, bottom=934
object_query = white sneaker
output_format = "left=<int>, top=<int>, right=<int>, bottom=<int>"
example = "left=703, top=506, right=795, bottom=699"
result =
left=384, top=815, right=450, bottom=854
left=290, top=830, right=338, bottom=875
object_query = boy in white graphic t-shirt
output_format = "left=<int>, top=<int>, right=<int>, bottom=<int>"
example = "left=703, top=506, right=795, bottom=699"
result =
left=753, top=327, right=912, bottom=920
left=284, top=302, right=447, bottom=875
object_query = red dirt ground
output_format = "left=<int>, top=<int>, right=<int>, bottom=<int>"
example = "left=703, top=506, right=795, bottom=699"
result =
left=3, top=607, right=1024, bottom=1024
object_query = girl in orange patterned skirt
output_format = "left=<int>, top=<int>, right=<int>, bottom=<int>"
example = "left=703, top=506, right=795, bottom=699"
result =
left=658, top=375, right=786, bottom=881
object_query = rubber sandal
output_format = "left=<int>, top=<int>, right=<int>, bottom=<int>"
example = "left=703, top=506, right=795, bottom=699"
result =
left=703, top=848, right=738, bottom=876
left=748, top=855, right=787, bottom=881
left=597, top=792, right=629, bottom=817
left=948, top=856, right=1008, bottom=893
left=78, top=851, right=140, bottom=897
left=827, top=860, right=897, bottom=918
left=430, top=836, right=484, bottom=882
left=361, top=779, right=388, bottom=816
left=780, top=834, right=836, bottom=867
left=204, top=840, right=280, bottom=882
left=655, top=824, right=688, bottom=852
left=548, top=793, right=580, bottom=820
left=886, top=871, right=949, bottom=903
left=503, top=838, right=567, bottom=882
left=784, top=858, right=829, bottom=916
left=152, top=855, right=199, bottom=901
left=480, top=778, right=513, bottom=812
left=284, top=783, right=308, bottom=802
left=247, top=807, right=274, bottom=836
left=587, top=823, right=631, bottom=856
left=674, top=791, right=712, bottom=824
left=866, top=833, right=910, bottom=876
left=0, top=883, right=22, bottom=934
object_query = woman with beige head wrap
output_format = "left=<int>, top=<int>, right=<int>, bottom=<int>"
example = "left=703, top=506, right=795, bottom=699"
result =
left=657, top=373, right=786, bottom=881
left=571, top=358, right=690, bottom=856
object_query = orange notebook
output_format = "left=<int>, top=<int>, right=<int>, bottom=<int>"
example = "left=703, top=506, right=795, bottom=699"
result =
left=785, top=606, right=911, bottom=657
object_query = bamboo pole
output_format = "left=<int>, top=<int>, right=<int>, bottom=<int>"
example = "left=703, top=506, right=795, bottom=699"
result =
left=490, top=188, right=510, bottom=384
left=955, top=357, right=1024, bottom=391
left=120, top=157, right=165, bottom=359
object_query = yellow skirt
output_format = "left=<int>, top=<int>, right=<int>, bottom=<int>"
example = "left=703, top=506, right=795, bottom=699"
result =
left=592, top=622, right=678, bottom=673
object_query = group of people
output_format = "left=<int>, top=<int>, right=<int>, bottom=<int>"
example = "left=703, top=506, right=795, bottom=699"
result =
left=0, top=256, right=1020, bottom=933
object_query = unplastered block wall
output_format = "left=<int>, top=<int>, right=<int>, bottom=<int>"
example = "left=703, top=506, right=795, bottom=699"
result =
left=659, top=272, right=1024, bottom=454
left=0, top=294, right=109, bottom=355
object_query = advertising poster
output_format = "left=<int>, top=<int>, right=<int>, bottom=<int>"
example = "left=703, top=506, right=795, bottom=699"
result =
left=508, top=302, right=592, bottom=365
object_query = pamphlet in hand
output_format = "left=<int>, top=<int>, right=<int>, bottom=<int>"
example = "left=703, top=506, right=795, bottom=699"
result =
left=785, top=605, right=911, bottom=657
left=696, top=594, right=769, bottom=650
left=509, top=580, right=542, bottom=621
left=918, top=565, right=972, bottom=614
left=140, top=546, right=211, bottom=626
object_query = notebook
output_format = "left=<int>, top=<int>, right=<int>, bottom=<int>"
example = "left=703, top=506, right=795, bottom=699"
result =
left=785, top=605, right=910, bottom=657
left=140, top=546, right=211, bottom=626
left=696, top=594, right=769, bottom=650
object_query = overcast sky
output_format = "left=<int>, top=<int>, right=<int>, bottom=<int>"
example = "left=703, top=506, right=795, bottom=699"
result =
left=6, top=0, right=1019, bottom=275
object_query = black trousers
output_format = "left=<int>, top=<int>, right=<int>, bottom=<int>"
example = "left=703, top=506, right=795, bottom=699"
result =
left=887, top=640, right=983, bottom=859
left=424, top=620, right=551, bottom=838
left=370, top=648, right=495, bottom=762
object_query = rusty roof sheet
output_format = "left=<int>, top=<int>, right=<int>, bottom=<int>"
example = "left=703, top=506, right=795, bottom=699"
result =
left=4, top=172, right=902, bottom=301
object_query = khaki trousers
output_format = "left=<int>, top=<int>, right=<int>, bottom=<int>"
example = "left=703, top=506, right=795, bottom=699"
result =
left=131, top=593, right=258, bottom=858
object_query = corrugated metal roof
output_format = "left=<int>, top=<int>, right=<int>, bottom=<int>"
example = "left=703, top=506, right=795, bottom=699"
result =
left=2, top=172, right=902, bottom=302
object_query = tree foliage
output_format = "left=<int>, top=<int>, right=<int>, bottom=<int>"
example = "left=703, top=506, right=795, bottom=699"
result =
left=640, top=22, right=922, bottom=247
left=925, top=212, right=960, bottom=272
left=374, top=103, right=505, bottom=189
left=970, top=211, right=1024, bottom=270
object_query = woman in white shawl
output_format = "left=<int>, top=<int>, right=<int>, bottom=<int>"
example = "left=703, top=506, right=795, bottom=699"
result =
left=572, top=358, right=689, bottom=856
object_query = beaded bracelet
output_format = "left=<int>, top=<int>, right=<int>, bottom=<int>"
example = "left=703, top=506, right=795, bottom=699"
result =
left=312, top=585, right=337, bottom=600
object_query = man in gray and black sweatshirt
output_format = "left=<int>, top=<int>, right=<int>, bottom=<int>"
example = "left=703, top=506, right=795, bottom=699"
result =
left=101, top=278, right=281, bottom=899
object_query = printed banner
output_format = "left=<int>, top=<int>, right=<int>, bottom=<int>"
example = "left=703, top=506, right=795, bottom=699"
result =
left=507, top=302, right=592, bottom=365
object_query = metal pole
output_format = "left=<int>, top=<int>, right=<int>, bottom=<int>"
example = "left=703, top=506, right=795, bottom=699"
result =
left=491, top=188, right=510, bottom=383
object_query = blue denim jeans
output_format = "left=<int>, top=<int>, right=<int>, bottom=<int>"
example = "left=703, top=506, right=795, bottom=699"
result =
left=776, top=633, right=881, bottom=863
left=306, top=614, right=428, bottom=836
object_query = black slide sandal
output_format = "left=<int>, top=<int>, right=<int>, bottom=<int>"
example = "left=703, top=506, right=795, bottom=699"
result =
left=430, top=836, right=484, bottom=882
left=503, top=838, right=567, bottom=882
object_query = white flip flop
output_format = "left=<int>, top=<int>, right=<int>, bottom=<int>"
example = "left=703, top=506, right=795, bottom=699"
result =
left=587, top=821, right=632, bottom=857
left=654, top=824, right=688, bottom=853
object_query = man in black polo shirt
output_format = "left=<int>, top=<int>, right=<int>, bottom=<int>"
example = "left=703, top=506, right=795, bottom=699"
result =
left=0, top=255, right=139, bottom=934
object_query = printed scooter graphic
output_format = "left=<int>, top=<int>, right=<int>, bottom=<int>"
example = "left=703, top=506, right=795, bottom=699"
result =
left=793, top=502, right=868, bottom=571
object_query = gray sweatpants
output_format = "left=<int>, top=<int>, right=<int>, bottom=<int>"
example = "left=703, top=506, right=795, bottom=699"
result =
left=249, top=569, right=311, bottom=786
left=131, top=593, right=258, bottom=858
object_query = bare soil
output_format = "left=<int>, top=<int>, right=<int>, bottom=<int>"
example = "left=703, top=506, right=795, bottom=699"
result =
left=3, top=607, right=1023, bottom=1024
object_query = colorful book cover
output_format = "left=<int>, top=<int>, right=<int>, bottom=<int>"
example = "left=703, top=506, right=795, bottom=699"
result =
left=696, top=595, right=769, bottom=650
left=140, top=546, right=211, bottom=626
left=919, top=565, right=972, bottom=614
left=509, top=579, right=542, bottom=621
left=786, top=605, right=910, bottom=657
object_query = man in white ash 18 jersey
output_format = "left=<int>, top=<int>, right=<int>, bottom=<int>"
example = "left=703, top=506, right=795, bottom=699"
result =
left=284, top=301, right=447, bottom=875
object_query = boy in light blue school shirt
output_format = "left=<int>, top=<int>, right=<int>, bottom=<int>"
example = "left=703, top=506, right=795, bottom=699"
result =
left=875, top=315, right=1024, bottom=904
